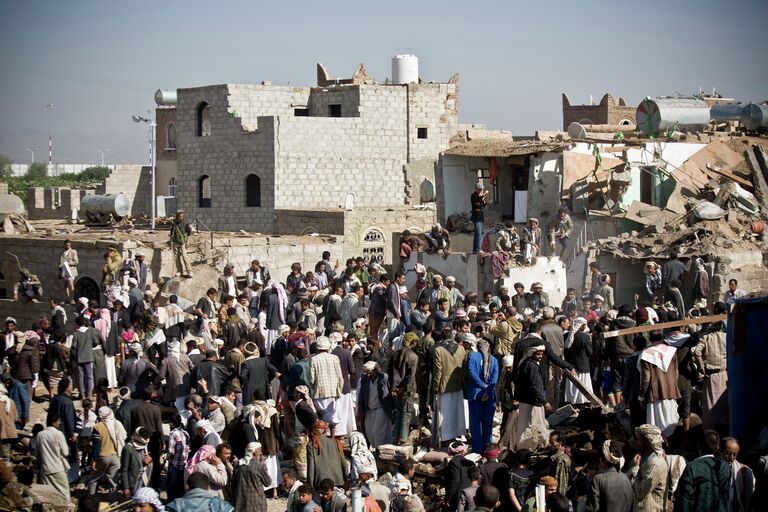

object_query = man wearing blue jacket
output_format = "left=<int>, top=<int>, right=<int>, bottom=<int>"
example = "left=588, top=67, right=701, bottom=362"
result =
left=462, top=333, right=499, bottom=454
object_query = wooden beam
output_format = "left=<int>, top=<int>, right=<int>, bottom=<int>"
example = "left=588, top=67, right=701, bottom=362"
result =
left=561, top=371, right=611, bottom=413
left=706, top=163, right=754, bottom=190
left=603, top=314, right=727, bottom=339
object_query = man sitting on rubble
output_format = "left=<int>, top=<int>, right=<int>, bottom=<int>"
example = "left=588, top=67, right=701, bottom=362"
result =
left=425, top=223, right=451, bottom=254
left=495, top=221, right=519, bottom=253
left=16, top=268, right=43, bottom=303
left=548, top=209, right=573, bottom=258
left=521, top=217, right=542, bottom=265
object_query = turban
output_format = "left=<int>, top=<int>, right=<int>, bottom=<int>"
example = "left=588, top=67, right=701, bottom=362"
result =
left=449, top=441, right=466, bottom=454
left=402, top=332, right=419, bottom=349
left=539, top=476, right=558, bottom=488
left=316, top=336, right=331, bottom=351
left=593, top=294, right=605, bottom=302
left=502, top=355, right=515, bottom=368
left=635, top=424, right=664, bottom=455
left=133, top=487, right=164, bottom=512
left=602, top=440, right=625, bottom=468
left=458, top=333, right=477, bottom=350
left=78, top=297, right=89, bottom=306
left=363, top=361, right=377, bottom=371
left=635, top=307, right=649, bottom=323
left=484, top=446, right=500, bottom=460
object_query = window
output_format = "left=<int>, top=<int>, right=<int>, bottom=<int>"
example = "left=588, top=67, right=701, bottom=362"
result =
left=245, top=174, right=261, bottom=207
left=361, top=228, right=386, bottom=264
left=294, top=108, right=309, bottom=117
left=328, top=104, right=342, bottom=117
left=198, top=175, right=211, bottom=208
left=196, top=102, right=211, bottom=137
left=417, top=127, right=428, bottom=139
left=168, top=177, right=177, bottom=197
left=165, top=123, right=177, bottom=149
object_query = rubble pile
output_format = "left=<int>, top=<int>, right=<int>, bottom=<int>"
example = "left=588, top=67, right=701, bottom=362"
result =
left=595, top=139, right=768, bottom=259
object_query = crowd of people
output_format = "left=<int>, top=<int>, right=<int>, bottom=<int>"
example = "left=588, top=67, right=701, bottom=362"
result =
left=0, top=220, right=760, bottom=512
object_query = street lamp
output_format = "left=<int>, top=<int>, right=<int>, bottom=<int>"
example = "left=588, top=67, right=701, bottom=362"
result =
left=94, top=149, right=109, bottom=166
left=26, top=147, right=38, bottom=164
left=46, top=103, right=54, bottom=165
left=132, top=113, right=156, bottom=230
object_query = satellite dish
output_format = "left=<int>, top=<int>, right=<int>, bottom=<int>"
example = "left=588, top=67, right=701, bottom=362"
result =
left=344, top=192, right=355, bottom=211
left=567, top=122, right=588, bottom=139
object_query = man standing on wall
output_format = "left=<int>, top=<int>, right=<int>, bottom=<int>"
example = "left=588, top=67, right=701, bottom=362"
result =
left=170, top=210, right=193, bottom=279
left=470, top=182, right=489, bottom=253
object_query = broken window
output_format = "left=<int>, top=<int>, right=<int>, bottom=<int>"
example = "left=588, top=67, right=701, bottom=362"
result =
left=328, top=104, right=342, bottom=117
left=294, top=108, right=309, bottom=117
left=168, top=177, right=177, bottom=197
left=417, top=127, right=428, bottom=139
left=196, top=102, right=211, bottom=137
left=198, top=175, right=211, bottom=208
left=245, top=174, right=261, bottom=207
left=165, top=122, right=177, bottom=150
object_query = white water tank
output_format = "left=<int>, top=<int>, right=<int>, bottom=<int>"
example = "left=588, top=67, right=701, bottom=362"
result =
left=391, top=54, right=419, bottom=84
left=154, top=89, right=177, bottom=105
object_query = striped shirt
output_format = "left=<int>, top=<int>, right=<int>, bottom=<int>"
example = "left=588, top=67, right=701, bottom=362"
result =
left=167, top=427, right=190, bottom=469
left=632, top=452, right=668, bottom=512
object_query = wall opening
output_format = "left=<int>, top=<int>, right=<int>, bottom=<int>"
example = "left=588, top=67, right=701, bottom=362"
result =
left=328, top=104, right=342, bottom=118
left=417, top=127, right=428, bottom=139
left=245, top=174, right=261, bottom=207
left=0, top=269, right=5, bottom=299
left=168, top=177, right=177, bottom=197
left=165, top=122, right=177, bottom=149
left=294, top=108, right=309, bottom=117
left=74, top=277, right=100, bottom=305
left=196, top=102, right=211, bottom=137
left=198, top=175, right=211, bottom=208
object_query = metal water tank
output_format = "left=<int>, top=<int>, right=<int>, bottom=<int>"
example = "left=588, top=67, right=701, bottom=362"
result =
left=710, top=103, right=743, bottom=122
left=154, top=89, right=177, bottom=106
left=740, top=103, right=768, bottom=130
left=81, top=193, right=130, bottom=220
left=391, top=54, right=419, bottom=84
left=635, top=98, right=711, bottom=134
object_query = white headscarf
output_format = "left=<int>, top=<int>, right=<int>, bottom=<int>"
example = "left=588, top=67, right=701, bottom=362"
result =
left=98, top=406, right=126, bottom=455
left=350, top=431, right=377, bottom=479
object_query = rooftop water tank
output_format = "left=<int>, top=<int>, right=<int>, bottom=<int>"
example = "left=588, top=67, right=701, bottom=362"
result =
left=740, top=103, right=768, bottom=131
left=154, top=89, right=177, bottom=106
left=710, top=103, right=743, bottom=122
left=391, top=55, right=419, bottom=85
left=636, top=98, right=711, bottom=134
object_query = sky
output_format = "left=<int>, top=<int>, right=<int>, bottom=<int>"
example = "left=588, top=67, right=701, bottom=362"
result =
left=1, top=0, right=767, bottom=165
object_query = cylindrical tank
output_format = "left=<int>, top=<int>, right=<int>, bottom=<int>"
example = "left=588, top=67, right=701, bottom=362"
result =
left=391, top=54, right=419, bottom=84
left=710, top=103, right=743, bottom=122
left=635, top=97, right=711, bottom=134
left=154, top=89, right=177, bottom=106
left=740, top=103, right=768, bottom=130
left=81, top=193, right=130, bottom=219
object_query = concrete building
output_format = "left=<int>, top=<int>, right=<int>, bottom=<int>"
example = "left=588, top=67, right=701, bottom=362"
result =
left=170, top=61, right=459, bottom=247
left=562, top=93, right=636, bottom=130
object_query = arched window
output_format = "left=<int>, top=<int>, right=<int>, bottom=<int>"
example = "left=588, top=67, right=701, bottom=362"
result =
left=168, top=177, right=177, bottom=197
left=361, top=228, right=386, bottom=264
left=198, top=175, right=211, bottom=207
left=74, top=277, right=100, bottom=305
left=165, top=122, right=177, bottom=149
left=245, top=174, right=261, bottom=207
left=196, top=102, right=211, bottom=137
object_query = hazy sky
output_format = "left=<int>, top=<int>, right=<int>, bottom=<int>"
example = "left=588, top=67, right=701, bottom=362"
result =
left=1, top=0, right=766, bottom=164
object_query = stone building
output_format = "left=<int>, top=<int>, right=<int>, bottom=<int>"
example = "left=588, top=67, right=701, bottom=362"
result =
left=562, top=93, right=636, bottom=129
left=168, top=61, right=459, bottom=256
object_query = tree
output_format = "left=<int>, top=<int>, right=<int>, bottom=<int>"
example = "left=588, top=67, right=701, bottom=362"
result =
left=0, top=154, right=11, bottom=177
left=26, top=162, right=48, bottom=179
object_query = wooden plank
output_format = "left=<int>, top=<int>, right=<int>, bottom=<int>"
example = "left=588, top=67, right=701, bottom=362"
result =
left=706, top=163, right=754, bottom=190
left=603, top=314, right=727, bottom=339
left=561, top=371, right=610, bottom=413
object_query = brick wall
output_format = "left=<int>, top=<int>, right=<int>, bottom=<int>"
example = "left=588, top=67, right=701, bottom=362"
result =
left=562, top=93, right=636, bottom=130
left=175, top=81, right=456, bottom=233
left=156, top=107, right=177, bottom=161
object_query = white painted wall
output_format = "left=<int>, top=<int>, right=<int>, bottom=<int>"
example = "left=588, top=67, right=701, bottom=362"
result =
left=502, top=256, right=567, bottom=307
left=441, top=155, right=479, bottom=220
